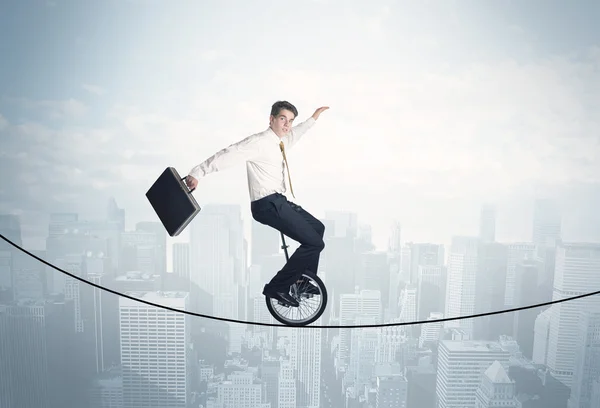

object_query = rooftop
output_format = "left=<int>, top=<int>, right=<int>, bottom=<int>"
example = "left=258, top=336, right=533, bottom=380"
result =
left=442, top=340, right=508, bottom=353
left=124, top=291, right=188, bottom=300
left=484, top=361, right=512, bottom=383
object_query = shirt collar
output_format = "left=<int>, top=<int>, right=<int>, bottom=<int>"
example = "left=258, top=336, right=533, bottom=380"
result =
left=267, top=126, right=284, bottom=143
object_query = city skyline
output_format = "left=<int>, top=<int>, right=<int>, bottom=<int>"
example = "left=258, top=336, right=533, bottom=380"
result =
left=1, top=194, right=598, bottom=407
left=1, top=1, right=599, bottom=407
left=4, top=197, right=597, bottom=324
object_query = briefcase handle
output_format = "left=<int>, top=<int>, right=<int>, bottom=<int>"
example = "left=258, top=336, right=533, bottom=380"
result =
left=180, top=177, right=195, bottom=194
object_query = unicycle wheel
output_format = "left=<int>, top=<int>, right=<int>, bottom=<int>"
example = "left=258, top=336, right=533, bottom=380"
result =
left=265, top=270, right=327, bottom=327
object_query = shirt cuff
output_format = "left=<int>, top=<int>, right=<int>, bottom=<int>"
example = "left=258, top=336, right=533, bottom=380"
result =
left=188, top=166, right=202, bottom=179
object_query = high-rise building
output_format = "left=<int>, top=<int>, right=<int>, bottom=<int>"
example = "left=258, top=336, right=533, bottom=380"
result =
left=532, top=198, right=561, bottom=247
left=388, top=220, right=402, bottom=254
left=278, top=360, right=296, bottom=408
left=513, top=259, right=541, bottom=359
left=172, top=243, right=190, bottom=280
left=436, top=341, right=511, bottom=408
left=217, top=371, right=266, bottom=408
left=259, top=358, right=280, bottom=407
left=474, top=242, right=508, bottom=340
left=445, top=236, right=479, bottom=336
left=568, top=311, right=600, bottom=408
left=338, top=289, right=382, bottom=364
left=532, top=308, right=551, bottom=365
left=291, top=327, right=322, bottom=407
left=120, top=230, right=160, bottom=276
left=357, top=251, right=389, bottom=304
left=376, top=374, right=408, bottom=408
left=136, top=221, right=167, bottom=278
left=189, top=206, right=240, bottom=319
left=417, top=264, right=445, bottom=321
left=546, top=242, right=600, bottom=387
left=324, top=210, right=358, bottom=238
left=251, top=218, right=280, bottom=266
left=504, top=243, right=536, bottom=307
left=406, top=242, right=445, bottom=285
left=119, top=291, right=190, bottom=408
left=0, top=214, right=21, bottom=296
left=419, top=312, right=444, bottom=347
left=479, top=204, right=496, bottom=243
left=0, top=299, right=79, bottom=408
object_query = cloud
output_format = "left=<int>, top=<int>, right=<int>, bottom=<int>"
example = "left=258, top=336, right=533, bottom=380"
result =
left=364, top=5, right=391, bottom=38
left=199, top=50, right=235, bottom=62
left=0, top=121, right=121, bottom=206
left=82, top=83, right=107, bottom=96
left=3, top=46, right=598, bottom=227
left=185, top=51, right=598, bottom=199
left=4, top=96, right=88, bottom=119
left=0, top=114, right=7, bottom=131
left=2, top=0, right=599, bottom=249
left=70, top=44, right=596, bottom=211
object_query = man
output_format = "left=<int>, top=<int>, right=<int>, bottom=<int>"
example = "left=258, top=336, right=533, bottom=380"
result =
left=185, top=101, right=329, bottom=307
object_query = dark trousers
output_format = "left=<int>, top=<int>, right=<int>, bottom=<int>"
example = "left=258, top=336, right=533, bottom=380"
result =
left=251, top=193, right=325, bottom=292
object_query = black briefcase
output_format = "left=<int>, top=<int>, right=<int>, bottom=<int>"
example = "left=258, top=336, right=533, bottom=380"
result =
left=146, top=167, right=201, bottom=237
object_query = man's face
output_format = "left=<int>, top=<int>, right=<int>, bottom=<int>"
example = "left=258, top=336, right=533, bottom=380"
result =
left=269, top=109, right=295, bottom=137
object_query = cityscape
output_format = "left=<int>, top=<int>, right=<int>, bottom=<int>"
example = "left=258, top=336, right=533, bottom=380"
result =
left=1, top=195, right=599, bottom=408
left=1, top=1, right=599, bottom=407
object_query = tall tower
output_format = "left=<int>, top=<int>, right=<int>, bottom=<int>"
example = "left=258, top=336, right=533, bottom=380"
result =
left=338, top=289, right=382, bottom=364
left=532, top=198, right=561, bottom=247
left=479, top=204, right=496, bottom=243
left=119, top=291, right=190, bottom=407
left=291, top=327, right=322, bottom=407
left=568, top=311, right=600, bottom=408
left=445, top=236, right=479, bottom=336
left=0, top=214, right=22, bottom=297
left=546, top=242, right=600, bottom=387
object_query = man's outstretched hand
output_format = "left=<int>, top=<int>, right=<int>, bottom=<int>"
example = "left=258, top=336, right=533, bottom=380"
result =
left=185, top=175, right=198, bottom=190
left=312, top=106, right=329, bottom=120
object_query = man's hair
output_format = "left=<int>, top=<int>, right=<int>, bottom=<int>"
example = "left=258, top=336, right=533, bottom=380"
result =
left=270, top=101, right=298, bottom=118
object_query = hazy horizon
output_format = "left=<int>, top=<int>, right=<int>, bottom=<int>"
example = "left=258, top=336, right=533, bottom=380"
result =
left=1, top=2, right=599, bottom=408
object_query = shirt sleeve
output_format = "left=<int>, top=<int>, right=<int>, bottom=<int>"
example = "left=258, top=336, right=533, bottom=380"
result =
left=284, top=117, right=316, bottom=149
left=188, top=134, right=263, bottom=179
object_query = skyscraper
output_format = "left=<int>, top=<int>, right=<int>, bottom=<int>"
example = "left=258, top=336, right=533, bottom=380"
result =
left=532, top=199, right=561, bottom=247
left=445, top=236, right=479, bottom=336
left=119, top=291, right=190, bottom=408
left=479, top=204, right=496, bottom=243
left=546, top=242, right=600, bottom=387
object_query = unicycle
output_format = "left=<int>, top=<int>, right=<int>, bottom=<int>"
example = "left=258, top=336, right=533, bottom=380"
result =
left=264, top=232, right=328, bottom=327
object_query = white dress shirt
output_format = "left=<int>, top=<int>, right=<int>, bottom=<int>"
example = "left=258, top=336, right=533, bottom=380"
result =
left=188, top=117, right=316, bottom=201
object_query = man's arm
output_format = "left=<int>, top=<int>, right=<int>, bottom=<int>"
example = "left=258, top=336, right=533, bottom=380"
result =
left=187, top=134, right=263, bottom=180
left=285, top=117, right=316, bottom=149
left=285, top=106, right=329, bottom=149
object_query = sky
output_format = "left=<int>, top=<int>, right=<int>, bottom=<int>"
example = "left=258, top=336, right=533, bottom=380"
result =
left=1, top=0, right=600, bottom=252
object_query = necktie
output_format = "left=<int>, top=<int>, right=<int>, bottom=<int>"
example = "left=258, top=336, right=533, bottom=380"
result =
left=279, top=141, right=295, bottom=198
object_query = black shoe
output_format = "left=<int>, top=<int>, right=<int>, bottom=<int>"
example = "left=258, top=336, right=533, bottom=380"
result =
left=263, top=287, right=299, bottom=307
